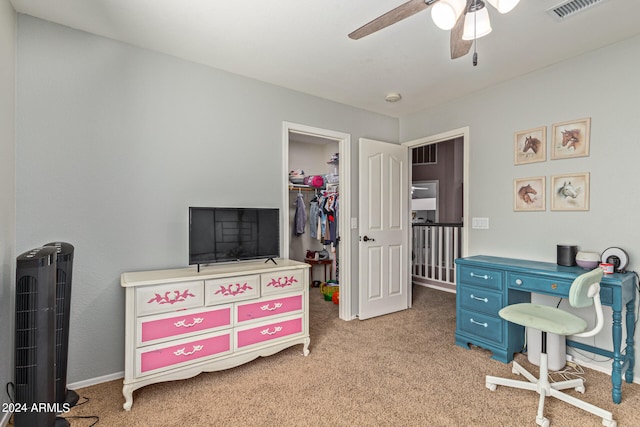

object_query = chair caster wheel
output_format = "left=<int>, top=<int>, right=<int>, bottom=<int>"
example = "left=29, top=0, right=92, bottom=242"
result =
left=536, top=416, right=550, bottom=427
left=575, top=386, right=585, bottom=393
left=486, top=382, right=497, bottom=391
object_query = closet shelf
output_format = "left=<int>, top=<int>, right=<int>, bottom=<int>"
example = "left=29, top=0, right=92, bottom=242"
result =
left=288, top=184, right=316, bottom=192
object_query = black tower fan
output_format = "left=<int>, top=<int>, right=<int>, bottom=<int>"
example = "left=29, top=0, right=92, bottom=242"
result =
left=44, top=242, right=79, bottom=408
left=15, top=247, right=69, bottom=427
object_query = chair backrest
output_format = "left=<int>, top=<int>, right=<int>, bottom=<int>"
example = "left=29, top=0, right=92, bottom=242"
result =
left=569, top=267, right=605, bottom=338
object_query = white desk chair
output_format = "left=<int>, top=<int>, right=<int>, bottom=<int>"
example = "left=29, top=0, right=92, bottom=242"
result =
left=486, top=268, right=616, bottom=427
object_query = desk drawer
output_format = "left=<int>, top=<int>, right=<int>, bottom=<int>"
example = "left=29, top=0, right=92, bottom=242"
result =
left=459, top=266, right=503, bottom=290
left=459, top=285, right=503, bottom=316
left=508, top=273, right=571, bottom=297
left=458, top=308, right=503, bottom=345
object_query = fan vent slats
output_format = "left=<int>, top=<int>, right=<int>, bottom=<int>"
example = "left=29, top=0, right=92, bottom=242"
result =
left=547, top=0, right=609, bottom=21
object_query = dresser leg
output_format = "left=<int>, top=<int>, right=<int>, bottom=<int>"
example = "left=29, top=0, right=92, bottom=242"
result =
left=122, top=384, right=134, bottom=411
left=303, top=337, right=310, bottom=356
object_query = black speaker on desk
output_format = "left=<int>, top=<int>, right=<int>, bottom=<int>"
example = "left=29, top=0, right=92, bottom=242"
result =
left=43, top=242, right=79, bottom=408
left=15, top=247, right=59, bottom=427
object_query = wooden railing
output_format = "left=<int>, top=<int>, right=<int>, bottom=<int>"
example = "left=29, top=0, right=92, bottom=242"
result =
left=412, top=223, right=463, bottom=292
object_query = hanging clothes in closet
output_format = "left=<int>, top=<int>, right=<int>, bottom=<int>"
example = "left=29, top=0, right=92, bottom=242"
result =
left=294, top=191, right=307, bottom=236
left=309, top=189, right=338, bottom=246
left=309, top=196, right=319, bottom=239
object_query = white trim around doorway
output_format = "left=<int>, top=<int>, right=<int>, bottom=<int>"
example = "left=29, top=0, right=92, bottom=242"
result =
left=403, top=127, right=470, bottom=259
left=282, top=122, right=352, bottom=320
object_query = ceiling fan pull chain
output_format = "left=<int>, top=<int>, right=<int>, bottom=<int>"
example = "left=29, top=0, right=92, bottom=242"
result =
left=472, top=0, right=479, bottom=66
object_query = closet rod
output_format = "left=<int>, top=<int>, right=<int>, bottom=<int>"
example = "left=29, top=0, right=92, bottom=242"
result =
left=288, top=184, right=316, bottom=192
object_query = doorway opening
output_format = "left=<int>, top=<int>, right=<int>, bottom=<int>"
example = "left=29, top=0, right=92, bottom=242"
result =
left=404, top=127, right=469, bottom=293
left=282, top=122, right=352, bottom=320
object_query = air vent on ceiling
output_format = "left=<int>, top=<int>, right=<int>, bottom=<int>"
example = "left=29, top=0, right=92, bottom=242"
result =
left=546, top=0, right=609, bottom=22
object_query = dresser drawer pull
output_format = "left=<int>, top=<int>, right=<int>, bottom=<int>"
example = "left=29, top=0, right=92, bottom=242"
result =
left=214, top=283, right=253, bottom=297
left=267, top=276, right=298, bottom=289
left=515, top=279, right=523, bottom=285
left=173, top=345, right=204, bottom=357
left=148, top=290, right=196, bottom=305
left=174, top=318, right=204, bottom=328
left=260, top=302, right=283, bottom=311
left=470, top=294, right=488, bottom=303
left=261, top=326, right=283, bottom=336
left=470, top=272, right=490, bottom=280
left=470, top=318, right=488, bottom=328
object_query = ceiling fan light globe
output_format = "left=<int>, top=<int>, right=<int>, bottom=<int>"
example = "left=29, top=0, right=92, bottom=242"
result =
left=431, top=0, right=466, bottom=31
left=486, top=0, right=520, bottom=14
left=462, top=7, right=492, bottom=40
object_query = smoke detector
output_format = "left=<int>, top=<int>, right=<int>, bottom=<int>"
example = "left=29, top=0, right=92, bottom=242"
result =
left=385, top=93, right=402, bottom=102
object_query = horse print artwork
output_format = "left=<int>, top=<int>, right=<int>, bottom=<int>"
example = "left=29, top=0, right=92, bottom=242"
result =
left=514, top=126, right=546, bottom=165
left=514, top=177, right=545, bottom=211
left=552, top=118, right=591, bottom=159
left=557, top=181, right=580, bottom=199
left=561, top=129, right=581, bottom=150
left=518, top=184, right=537, bottom=204
left=551, top=173, right=590, bottom=211
left=523, top=136, right=541, bottom=155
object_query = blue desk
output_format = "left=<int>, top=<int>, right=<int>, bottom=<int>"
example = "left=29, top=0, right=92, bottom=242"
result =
left=455, top=255, right=637, bottom=404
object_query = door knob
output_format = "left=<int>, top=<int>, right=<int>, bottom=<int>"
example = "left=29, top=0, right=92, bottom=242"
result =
left=362, top=236, right=375, bottom=242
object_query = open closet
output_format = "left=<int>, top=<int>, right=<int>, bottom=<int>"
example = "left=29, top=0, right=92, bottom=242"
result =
left=287, top=132, right=340, bottom=294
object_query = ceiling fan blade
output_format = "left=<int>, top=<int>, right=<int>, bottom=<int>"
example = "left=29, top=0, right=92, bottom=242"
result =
left=450, top=3, right=472, bottom=59
left=348, top=0, right=436, bottom=40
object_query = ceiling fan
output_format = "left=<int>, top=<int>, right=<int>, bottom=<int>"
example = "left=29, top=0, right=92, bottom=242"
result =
left=348, top=0, right=521, bottom=65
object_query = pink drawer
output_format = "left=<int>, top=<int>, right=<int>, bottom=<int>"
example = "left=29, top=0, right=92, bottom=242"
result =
left=235, top=316, right=303, bottom=350
left=137, top=331, right=231, bottom=376
left=138, top=305, right=232, bottom=346
left=261, top=269, right=305, bottom=295
left=235, top=294, right=303, bottom=325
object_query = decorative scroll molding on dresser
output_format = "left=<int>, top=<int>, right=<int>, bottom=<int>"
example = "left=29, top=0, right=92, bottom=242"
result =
left=120, top=259, right=310, bottom=410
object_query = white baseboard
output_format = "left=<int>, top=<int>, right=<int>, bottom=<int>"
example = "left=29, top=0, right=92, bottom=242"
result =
left=68, top=371, right=124, bottom=391
left=0, top=373, right=123, bottom=427
left=569, top=355, right=640, bottom=385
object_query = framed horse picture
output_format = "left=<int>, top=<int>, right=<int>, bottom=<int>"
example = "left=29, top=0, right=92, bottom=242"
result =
left=514, top=176, right=545, bottom=211
left=551, top=117, right=591, bottom=160
left=514, top=126, right=546, bottom=165
left=551, top=172, right=590, bottom=211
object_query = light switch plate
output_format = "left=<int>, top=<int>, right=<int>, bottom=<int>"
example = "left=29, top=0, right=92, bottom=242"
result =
left=472, top=217, right=489, bottom=229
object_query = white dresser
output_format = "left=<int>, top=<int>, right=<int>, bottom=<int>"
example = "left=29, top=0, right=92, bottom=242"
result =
left=120, top=259, right=310, bottom=410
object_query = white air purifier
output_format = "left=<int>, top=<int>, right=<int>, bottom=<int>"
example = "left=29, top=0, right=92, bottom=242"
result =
left=527, top=328, right=567, bottom=372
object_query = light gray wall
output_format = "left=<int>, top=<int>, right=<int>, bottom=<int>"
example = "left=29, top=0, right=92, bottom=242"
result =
left=0, top=1, right=16, bottom=420
left=401, top=35, right=640, bottom=376
left=15, top=15, right=398, bottom=383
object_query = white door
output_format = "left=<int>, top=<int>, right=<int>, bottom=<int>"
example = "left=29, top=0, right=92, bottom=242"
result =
left=358, top=138, right=410, bottom=319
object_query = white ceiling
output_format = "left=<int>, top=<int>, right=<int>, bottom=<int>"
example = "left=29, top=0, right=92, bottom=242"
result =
left=9, top=0, right=640, bottom=117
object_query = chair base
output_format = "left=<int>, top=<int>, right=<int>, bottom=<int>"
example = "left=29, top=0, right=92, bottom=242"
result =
left=486, top=354, right=616, bottom=427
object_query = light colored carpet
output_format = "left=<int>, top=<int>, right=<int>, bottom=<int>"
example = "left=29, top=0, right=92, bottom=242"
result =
left=39, top=285, right=640, bottom=426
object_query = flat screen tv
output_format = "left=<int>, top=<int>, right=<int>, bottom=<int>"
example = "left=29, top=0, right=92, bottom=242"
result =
left=189, top=207, right=280, bottom=267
